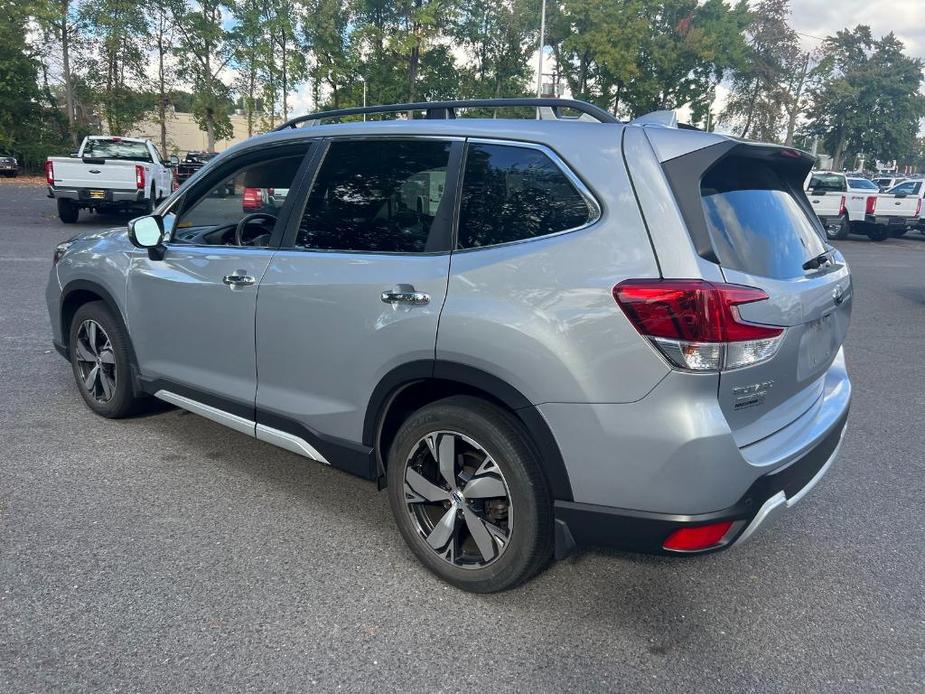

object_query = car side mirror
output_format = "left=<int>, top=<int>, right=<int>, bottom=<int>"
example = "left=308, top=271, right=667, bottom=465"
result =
left=129, top=215, right=166, bottom=260
left=70, top=151, right=79, bottom=158
left=169, top=154, right=180, bottom=167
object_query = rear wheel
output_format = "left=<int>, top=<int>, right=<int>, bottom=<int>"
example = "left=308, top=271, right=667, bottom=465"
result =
left=826, top=214, right=850, bottom=241
left=57, top=198, right=79, bottom=224
left=866, top=226, right=890, bottom=242
left=68, top=301, right=146, bottom=418
left=891, top=227, right=908, bottom=238
left=386, top=396, right=553, bottom=593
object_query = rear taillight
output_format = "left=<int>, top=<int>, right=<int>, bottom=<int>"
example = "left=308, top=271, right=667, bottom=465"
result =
left=838, top=195, right=846, bottom=216
left=242, top=187, right=262, bottom=211
left=663, top=521, right=734, bottom=551
left=915, top=198, right=922, bottom=217
left=135, top=164, right=145, bottom=190
left=866, top=196, right=877, bottom=215
left=45, top=161, right=54, bottom=185
left=613, top=280, right=785, bottom=372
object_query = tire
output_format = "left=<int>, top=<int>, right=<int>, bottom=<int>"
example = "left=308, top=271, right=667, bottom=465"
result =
left=386, top=396, right=553, bottom=593
left=891, top=227, right=908, bottom=238
left=826, top=214, right=850, bottom=241
left=57, top=198, right=79, bottom=224
left=866, top=226, right=890, bottom=242
left=68, top=301, right=146, bottom=418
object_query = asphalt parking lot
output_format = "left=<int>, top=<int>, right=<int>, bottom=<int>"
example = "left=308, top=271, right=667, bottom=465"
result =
left=1, top=181, right=923, bottom=692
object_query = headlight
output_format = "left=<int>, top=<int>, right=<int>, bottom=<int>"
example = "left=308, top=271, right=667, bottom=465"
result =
left=53, top=240, right=75, bottom=265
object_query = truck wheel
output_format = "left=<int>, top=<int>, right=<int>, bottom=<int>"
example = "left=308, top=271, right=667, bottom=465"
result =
left=57, top=198, right=79, bottom=224
left=866, top=226, right=890, bottom=242
left=827, top=215, right=850, bottom=241
left=891, top=227, right=908, bottom=238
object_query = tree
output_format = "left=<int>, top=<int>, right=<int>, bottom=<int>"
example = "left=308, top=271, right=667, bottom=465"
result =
left=171, top=0, right=234, bottom=151
left=149, top=0, right=177, bottom=156
left=454, top=0, right=537, bottom=99
left=79, top=0, right=151, bottom=134
left=230, top=0, right=270, bottom=135
left=805, top=26, right=925, bottom=170
left=301, top=0, right=354, bottom=110
left=33, top=0, right=82, bottom=145
left=720, top=0, right=799, bottom=141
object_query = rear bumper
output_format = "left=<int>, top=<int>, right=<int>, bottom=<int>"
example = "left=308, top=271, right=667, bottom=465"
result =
left=865, top=214, right=917, bottom=227
left=48, top=186, right=144, bottom=204
left=553, top=408, right=848, bottom=558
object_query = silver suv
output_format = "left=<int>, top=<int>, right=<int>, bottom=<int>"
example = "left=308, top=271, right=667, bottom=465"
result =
left=47, top=99, right=852, bottom=593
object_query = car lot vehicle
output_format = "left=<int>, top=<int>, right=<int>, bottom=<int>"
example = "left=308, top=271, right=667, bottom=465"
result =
left=873, top=175, right=906, bottom=191
left=0, top=152, right=18, bottom=177
left=868, top=179, right=923, bottom=238
left=805, top=170, right=879, bottom=240
left=45, top=136, right=172, bottom=223
left=46, top=98, right=852, bottom=592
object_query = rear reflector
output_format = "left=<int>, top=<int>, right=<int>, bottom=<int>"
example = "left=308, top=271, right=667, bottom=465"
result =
left=45, top=161, right=54, bottom=185
left=866, top=196, right=877, bottom=215
left=613, top=280, right=785, bottom=372
left=663, top=521, right=734, bottom=551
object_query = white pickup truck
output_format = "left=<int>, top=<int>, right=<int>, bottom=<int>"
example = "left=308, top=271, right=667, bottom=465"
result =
left=876, top=179, right=925, bottom=237
left=805, top=171, right=884, bottom=240
left=45, top=136, right=172, bottom=224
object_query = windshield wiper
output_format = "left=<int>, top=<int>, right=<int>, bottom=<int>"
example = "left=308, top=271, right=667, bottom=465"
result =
left=803, top=251, right=833, bottom=271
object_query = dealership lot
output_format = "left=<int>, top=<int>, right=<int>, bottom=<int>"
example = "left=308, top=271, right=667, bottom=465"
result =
left=1, top=182, right=923, bottom=691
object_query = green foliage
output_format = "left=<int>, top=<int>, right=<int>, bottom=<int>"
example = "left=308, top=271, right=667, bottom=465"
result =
left=805, top=26, right=925, bottom=169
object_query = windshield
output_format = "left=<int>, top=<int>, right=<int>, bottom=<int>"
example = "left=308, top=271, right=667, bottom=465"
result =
left=82, top=139, right=151, bottom=162
left=702, top=160, right=827, bottom=280
left=848, top=178, right=878, bottom=190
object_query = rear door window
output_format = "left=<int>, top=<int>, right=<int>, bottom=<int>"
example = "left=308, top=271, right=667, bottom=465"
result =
left=457, top=143, right=595, bottom=249
left=701, top=160, right=827, bottom=280
left=888, top=181, right=919, bottom=195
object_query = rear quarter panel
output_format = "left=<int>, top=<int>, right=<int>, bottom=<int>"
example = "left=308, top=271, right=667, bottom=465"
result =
left=437, top=130, right=668, bottom=405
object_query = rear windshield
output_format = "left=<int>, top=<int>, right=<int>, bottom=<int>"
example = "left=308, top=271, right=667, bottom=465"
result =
left=806, top=173, right=845, bottom=192
left=701, top=160, right=827, bottom=280
left=848, top=178, right=878, bottom=190
left=82, top=139, right=151, bottom=162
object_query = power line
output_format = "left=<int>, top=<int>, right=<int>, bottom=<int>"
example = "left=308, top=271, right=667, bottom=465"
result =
left=795, top=30, right=826, bottom=42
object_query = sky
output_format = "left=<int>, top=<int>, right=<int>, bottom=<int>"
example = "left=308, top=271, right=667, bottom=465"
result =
left=288, top=0, right=925, bottom=123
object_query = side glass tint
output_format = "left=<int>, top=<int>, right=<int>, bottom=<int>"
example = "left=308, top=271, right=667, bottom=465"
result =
left=457, top=143, right=593, bottom=249
left=295, top=139, right=453, bottom=253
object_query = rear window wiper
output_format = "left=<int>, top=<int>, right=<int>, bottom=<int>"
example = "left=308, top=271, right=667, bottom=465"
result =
left=803, top=250, right=833, bottom=271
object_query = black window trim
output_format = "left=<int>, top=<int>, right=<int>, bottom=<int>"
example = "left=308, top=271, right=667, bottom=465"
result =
left=452, top=137, right=603, bottom=254
left=278, top=134, right=465, bottom=256
left=159, top=139, right=318, bottom=250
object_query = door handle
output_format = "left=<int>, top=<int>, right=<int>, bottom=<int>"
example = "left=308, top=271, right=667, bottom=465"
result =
left=223, top=271, right=256, bottom=287
left=380, top=284, right=430, bottom=306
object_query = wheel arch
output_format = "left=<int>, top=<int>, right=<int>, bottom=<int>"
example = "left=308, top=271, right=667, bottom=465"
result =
left=60, top=280, right=138, bottom=377
left=365, top=361, right=574, bottom=502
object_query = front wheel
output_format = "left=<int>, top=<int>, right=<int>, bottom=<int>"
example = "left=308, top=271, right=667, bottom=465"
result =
left=68, top=301, right=147, bottom=418
left=57, top=198, right=79, bottom=223
left=826, top=215, right=850, bottom=241
left=866, top=226, right=890, bottom=242
left=386, top=396, right=553, bottom=593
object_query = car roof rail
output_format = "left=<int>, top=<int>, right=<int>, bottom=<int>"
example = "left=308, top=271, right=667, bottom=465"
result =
left=273, top=98, right=620, bottom=131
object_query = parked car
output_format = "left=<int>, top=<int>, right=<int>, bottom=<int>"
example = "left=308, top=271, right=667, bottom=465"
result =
left=805, top=170, right=881, bottom=240
left=0, top=152, right=18, bottom=177
left=881, top=179, right=925, bottom=236
left=46, top=98, right=852, bottom=593
left=45, top=136, right=172, bottom=223
left=873, top=176, right=906, bottom=191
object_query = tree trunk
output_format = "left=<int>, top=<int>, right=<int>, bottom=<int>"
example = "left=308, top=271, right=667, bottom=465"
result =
left=158, top=35, right=167, bottom=158
left=61, top=0, right=77, bottom=146
left=206, top=109, right=216, bottom=153
left=784, top=54, right=810, bottom=147
left=832, top=130, right=847, bottom=171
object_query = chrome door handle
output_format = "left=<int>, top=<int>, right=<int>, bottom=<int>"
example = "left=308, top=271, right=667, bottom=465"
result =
left=381, top=284, right=430, bottom=306
left=223, top=271, right=256, bottom=287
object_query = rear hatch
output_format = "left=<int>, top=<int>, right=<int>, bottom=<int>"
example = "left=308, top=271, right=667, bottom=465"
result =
left=663, top=142, right=852, bottom=446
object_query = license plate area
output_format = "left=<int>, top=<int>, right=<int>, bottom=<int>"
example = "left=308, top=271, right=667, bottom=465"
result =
left=89, top=190, right=105, bottom=200
left=798, top=313, right=837, bottom=379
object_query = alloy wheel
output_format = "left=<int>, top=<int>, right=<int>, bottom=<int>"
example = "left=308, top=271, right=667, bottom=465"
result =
left=74, top=319, right=117, bottom=403
left=402, top=430, right=513, bottom=569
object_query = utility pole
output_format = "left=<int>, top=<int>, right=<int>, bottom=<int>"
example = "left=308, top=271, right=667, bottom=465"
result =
left=536, top=0, right=546, bottom=98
